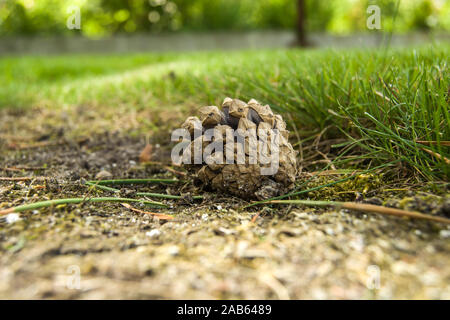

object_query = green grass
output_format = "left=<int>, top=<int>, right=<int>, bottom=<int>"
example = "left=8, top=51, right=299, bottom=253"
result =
left=1, top=45, right=449, bottom=180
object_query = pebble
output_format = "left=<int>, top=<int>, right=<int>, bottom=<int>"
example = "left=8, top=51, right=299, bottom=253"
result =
left=392, top=261, right=417, bottom=275
left=167, top=245, right=180, bottom=256
left=439, top=230, right=450, bottom=239
left=214, top=227, right=236, bottom=236
left=294, top=212, right=309, bottom=219
left=6, top=213, right=21, bottom=224
left=325, top=227, right=335, bottom=236
left=146, top=229, right=161, bottom=238
left=201, top=213, right=209, bottom=221
left=95, top=170, right=113, bottom=180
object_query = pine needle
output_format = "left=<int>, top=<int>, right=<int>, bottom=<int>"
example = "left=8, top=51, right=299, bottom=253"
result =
left=86, top=178, right=181, bottom=185
left=0, top=197, right=167, bottom=216
left=269, top=199, right=450, bottom=224
left=84, top=181, right=202, bottom=200
left=121, top=203, right=174, bottom=220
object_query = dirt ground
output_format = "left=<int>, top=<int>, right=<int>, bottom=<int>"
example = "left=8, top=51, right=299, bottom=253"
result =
left=0, top=105, right=449, bottom=299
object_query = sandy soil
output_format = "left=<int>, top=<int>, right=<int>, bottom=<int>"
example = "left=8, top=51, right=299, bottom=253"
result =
left=0, top=106, right=449, bottom=299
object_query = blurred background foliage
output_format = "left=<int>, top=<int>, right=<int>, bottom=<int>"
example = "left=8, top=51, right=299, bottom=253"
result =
left=0, top=0, right=449, bottom=37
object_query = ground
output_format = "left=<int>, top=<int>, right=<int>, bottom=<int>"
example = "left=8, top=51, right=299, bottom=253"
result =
left=1, top=104, right=449, bottom=299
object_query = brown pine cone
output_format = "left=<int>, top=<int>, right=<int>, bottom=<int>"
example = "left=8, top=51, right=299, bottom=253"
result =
left=180, top=98, right=297, bottom=200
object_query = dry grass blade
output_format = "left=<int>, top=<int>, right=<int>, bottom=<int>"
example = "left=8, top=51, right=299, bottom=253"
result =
left=269, top=200, right=450, bottom=224
left=251, top=212, right=260, bottom=223
left=0, top=166, right=46, bottom=172
left=416, top=141, right=450, bottom=146
left=7, top=138, right=88, bottom=150
left=309, top=169, right=361, bottom=176
left=420, top=147, right=450, bottom=165
left=139, top=144, right=153, bottom=163
left=164, top=166, right=187, bottom=177
left=0, top=208, right=15, bottom=215
left=340, top=202, right=450, bottom=224
left=0, top=197, right=167, bottom=216
left=121, top=203, right=174, bottom=220
left=0, top=177, right=49, bottom=182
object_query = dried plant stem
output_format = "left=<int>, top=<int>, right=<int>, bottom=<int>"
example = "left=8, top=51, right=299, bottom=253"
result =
left=269, top=200, right=450, bottom=224
left=416, top=141, right=450, bottom=146
left=421, top=147, right=450, bottom=165
left=121, top=203, right=173, bottom=220
left=0, top=197, right=167, bottom=216
left=0, top=166, right=46, bottom=172
left=163, top=166, right=187, bottom=176
left=85, top=181, right=120, bottom=193
left=136, top=192, right=203, bottom=200
left=7, top=138, right=88, bottom=150
left=0, top=177, right=49, bottom=182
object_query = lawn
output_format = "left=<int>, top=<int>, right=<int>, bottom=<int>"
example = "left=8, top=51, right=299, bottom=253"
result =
left=2, top=45, right=449, bottom=180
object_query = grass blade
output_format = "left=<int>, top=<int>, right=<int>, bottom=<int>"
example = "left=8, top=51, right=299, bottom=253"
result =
left=0, top=197, right=167, bottom=215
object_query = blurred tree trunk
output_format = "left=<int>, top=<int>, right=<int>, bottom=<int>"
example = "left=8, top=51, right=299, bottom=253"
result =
left=295, top=0, right=308, bottom=47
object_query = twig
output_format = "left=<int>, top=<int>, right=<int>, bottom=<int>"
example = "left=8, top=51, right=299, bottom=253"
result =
left=251, top=212, right=260, bottom=223
left=269, top=199, right=450, bottom=224
left=121, top=203, right=173, bottom=220
left=0, top=197, right=167, bottom=216
left=164, top=166, right=187, bottom=177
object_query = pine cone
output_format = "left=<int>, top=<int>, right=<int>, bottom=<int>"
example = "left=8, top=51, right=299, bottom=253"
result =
left=180, top=98, right=297, bottom=200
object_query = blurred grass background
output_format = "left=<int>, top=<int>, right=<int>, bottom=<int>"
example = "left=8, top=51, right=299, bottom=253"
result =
left=0, top=0, right=449, bottom=37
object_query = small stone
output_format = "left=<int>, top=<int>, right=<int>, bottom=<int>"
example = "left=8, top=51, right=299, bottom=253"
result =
left=214, top=227, right=236, bottom=236
left=6, top=213, right=21, bottom=224
left=146, top=229, right=161, bottom=238
left=95, top=170, right=113, bottom=180
left=439, top=230, right=450, bottom=239
left=167, top=245, right=179, bottom=256
left=201, top=213, right=208, bottom=221
left=325, top=227, right=335, bottom=236
left=294, top=211, right=310, bottom=219
left=392, top=261, right=417, bottom=275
